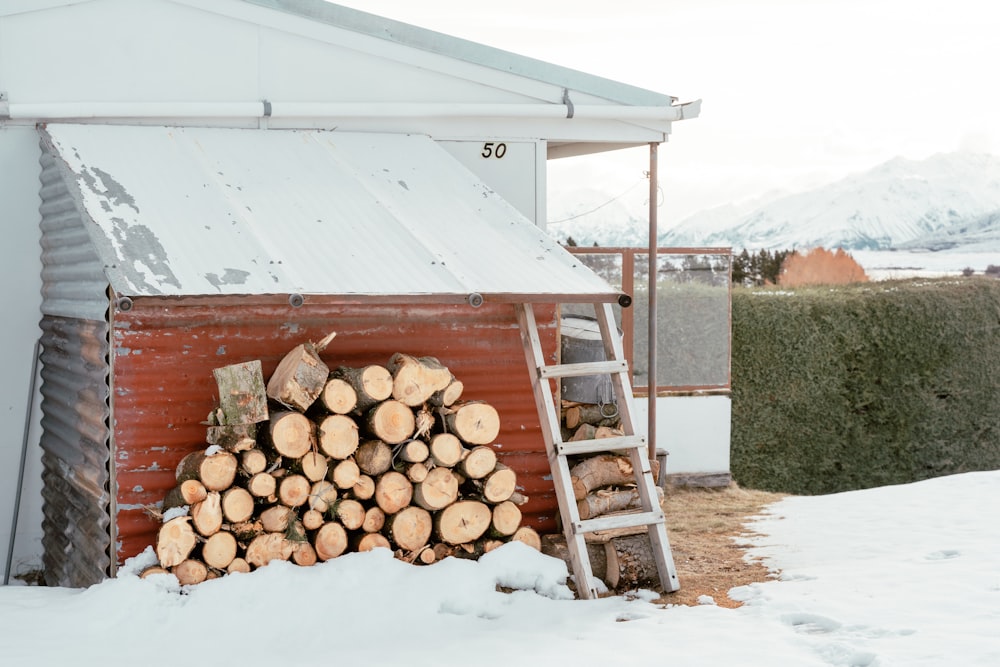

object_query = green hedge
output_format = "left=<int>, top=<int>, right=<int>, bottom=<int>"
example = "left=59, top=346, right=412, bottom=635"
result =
left=730, top=278, right=1000, bottom=494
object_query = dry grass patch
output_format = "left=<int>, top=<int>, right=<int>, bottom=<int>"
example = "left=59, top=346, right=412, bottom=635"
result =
left=655, top=483, right=786, bottom=608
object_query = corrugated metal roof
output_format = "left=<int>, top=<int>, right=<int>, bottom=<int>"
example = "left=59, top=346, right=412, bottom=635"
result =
left=40, top=124, right=619, bottom=303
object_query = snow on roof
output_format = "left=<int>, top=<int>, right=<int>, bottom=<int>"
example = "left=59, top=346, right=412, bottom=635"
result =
left=40, top=123, right=620, bottom=302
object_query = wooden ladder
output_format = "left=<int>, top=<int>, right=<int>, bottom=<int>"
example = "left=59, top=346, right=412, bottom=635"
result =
left=515, top=301, right=680, bottom=599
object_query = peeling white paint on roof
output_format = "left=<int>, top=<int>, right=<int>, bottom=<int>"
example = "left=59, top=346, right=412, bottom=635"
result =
left=41, top=124, right=618, bottom=301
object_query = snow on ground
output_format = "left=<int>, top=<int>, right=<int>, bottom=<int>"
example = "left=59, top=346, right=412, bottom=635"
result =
left=1, top=471, right=998, bottom=666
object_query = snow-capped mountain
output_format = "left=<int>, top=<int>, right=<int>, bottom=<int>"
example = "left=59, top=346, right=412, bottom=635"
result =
left=660, top=152, right=1000, bottom=251
left=898, top=209, right=1000, bottom=252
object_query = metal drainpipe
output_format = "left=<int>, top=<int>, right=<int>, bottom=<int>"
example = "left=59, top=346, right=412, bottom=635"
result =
left=648, top=142, right=658, bottom=463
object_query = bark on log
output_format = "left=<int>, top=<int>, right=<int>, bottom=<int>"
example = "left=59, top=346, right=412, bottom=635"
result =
left=602, top=533, right=660, bottom=590
left=330, top=458, right=361, bottom=490
left=268, top=411, right=316, bottom=459
left=411, top=467, right=459, bottom=511
left=564, top=404, right=620, bottom=430
left=316, top=414, right=359, bottom=460
left=277, top=474, right=311, bottom=508
left=576, top=485, right=663, bottom=520
left=443, top=402, right=500, bottom=445
left=176, top=450, right=238, bottom=492
left=387, top=353, right=454, bottom=407
left=334, top=365, right=393, bottom=413
left=246, top=533, right=297, bottom=568
left=570, top=454, right=635, bottom=500
left=213, top=360, right=269, bottom=425
left=434, top=500, right=492, bottom=545
left=509, top=526, right=542, bottom=551
left=568, top=424, right=623, bottom=442
left=489, top=500, right=522, bottom=538
left=172, top=559, right=209, bottom=586
left=355, top=439, right=394, bottom=476
left=240, top=449, right=268, bottom=476
left=316, top=377, right=357, bottom=415
left=246, top=472, right=277, bottom=499
left=353, top=533, right=391, bottom=552
left=541, top=533, right=608, bottom=582
left=428, top=433, right=464, bottom=467
left=314, top=522, right=348, bottom=561
left=228, top=520, right=263, bottom=544
left=191, top=492, right=223, bottom=537
left=156, top=516, right=197, bottom=568
left=456, top=445, right=498, bottom=480
left=202, top=531, right=238, bottom=569
left=351, top=474, right=375, bottom=501
left=508, top=491, right=530, bottom=507
left=374, top=471, right=413, bottom=514
left=266, top=342, right=329, bottom=412
left=385, top=505, right=433, bottom=551
left=221, top=487, right=255, bottom=523
left=334, top=498, right=366, bottom=531
left=206, top=423, right=257, bottom=453
left=307, top=480, right=338, bottom=513
left=364, top=400, right=415, bottom=445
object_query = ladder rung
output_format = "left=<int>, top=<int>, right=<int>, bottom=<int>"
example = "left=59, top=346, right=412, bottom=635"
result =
left=573, top=511, right=664, bottom=535
left=557, top=435, right=645, bottom=457
left=539, top=360, right=628, bottom=379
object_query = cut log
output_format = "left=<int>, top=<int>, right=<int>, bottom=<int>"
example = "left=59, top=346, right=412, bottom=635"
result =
left=434, top=500, right=492, bottom=545
left=465, top=462, right=516, bottom=503
left=334, top=365, right=393, bottom=413
left=564, top=404, right=620, bottom=430
left=246, top=532, right=297, bottom=568
left=190, top=492, right=223, bottom=537
left=292, top=542, right=318, bottom=567
left=277, top=474, right=311, bottom=508
left=316, top=414, right=359, bottom=460
left=509, top=526, right=542, bottom=551
left=385, top=506, right=433, bottom=551
left=176, top=450, right=238, bottom=492
left=313, top=522, right=348, bottom=561
left=202, top=531, right=238, bottom=570
left=266, top=342, right=329, bottom=412
left=228, top=520, right=263, bottom=543
left=316, top=377, right=357, bottom=415
left=172, top=559, right=208, bottom=586
left=351, top=474, right=376, bottom=501
left=213, top=360, right=269, bottom=425
left=240, top=448, right=268, bottom=476
left=411, top=467, right=459, bottom=511
left=447, top=539, right=505, bottom=560
left=206, top=423, right=257, bottom=453
left=429, top=378, right=464, bottom=408
left=355, top=439, right=394, bottom=476
left=156, top=516, right=197, bottom=568
left=297, top=451, right=329, bottom=483
left=508, top=491, right=530, bottom=507
left=428, top=433, right=464, bottom=468
left=403, top=462, right=429, bottom=484
left=268, top=412, right=315, bottom=459
left=139, top=566, right=170, bottom=579
left=227, top=558, right=251, bottom=575
left=373, top=471, right=413, bottom=514
left=260, top=505, right=296, bottom=533
left=301, top=509, right=325, bottom=531
left=364, top=400, right=415, bottom=445
left=395, top=439, right=429, bottom=464
left=602, top=533, right=660, bottom=590
left=246, top=472, right=277, bottom=499
left=162, top=479, right=208, bottom=511
left=362, top=506, right=386, bottom=533
left=568, top=424, right=623, bottom=442
left=330, top=458, right=361, bottom=490
left=489, top=500, right=522, bottom=537
left=443, top=402, right=500, bottom=445
left=387, top=353, right=453, bottom=407
left=456, top=445, right=498, bottom=480
left=221, top=487, right=255, bottom=523
left=334, top=498, right=366, bottom=531
left=570, top=454, right=635, bottom=500
left=577, top=485, right=663, bottom=520
left=353, top=532, right=391, bottom=552
left=307, top=480, right=338, bottom=513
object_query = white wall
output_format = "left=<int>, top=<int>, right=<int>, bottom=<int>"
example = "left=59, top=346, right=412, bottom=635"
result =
left=0, top=126, right=45, bottom=582
left=632, top=395, right=731, bottom=477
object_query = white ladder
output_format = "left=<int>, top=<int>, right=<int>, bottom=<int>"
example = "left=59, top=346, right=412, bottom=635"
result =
left=515, top=302, right=680, bottom=599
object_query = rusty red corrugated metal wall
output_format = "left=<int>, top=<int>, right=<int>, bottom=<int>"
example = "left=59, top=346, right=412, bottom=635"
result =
left=111, top=297, right=559, bottom=565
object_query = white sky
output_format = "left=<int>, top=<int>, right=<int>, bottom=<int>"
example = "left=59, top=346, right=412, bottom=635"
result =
left=332, top=0, right=998, bottom=222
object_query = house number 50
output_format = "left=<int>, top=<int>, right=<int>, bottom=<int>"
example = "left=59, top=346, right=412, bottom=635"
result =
left=481, top=142, right=507, bottom=159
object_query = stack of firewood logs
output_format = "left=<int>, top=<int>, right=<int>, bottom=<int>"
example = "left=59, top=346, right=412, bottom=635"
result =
left=143, top=333, right=539, bottom=584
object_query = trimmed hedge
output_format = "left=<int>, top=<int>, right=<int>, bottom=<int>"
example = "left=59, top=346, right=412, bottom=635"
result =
left=731, top=278, right=1000, bottom=494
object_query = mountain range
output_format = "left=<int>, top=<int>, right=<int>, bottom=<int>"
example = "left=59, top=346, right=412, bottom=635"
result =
left=547, top=152, right=1000, bottom=253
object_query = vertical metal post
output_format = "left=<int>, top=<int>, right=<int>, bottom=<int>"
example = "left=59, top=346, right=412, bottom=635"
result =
left=647, top=143, right=658, bottom=462
left=5, top=339, right=41, bottom=586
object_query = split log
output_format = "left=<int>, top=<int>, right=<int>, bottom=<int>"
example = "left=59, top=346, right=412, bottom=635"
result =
left=509, top=526, right=542, bottom=551
left=292, top=542, right=318, bottom=567
left=316, top=377, right=357, bottom=415
left=428, top=433, right=464, bottom=467
left=202, top=531, right=238, bottom=569
left=465, top=462, right=516, bottom=503
left=246, top=472, right=277, bottom=499
left=489, top=500, right=522, bottom=538
left=374, top=471, right=413, bottom=514
left=576, top=485, right=663, bottom=520
left=355, top=439, right=393, bottom=476
left=395, top=439, right=429, bottom=464
left=334, top=365, right=393, bottom=413
left=456, top=445, right=498, bottom=480
left=307, top=480, right=338, bottom=513
left=173, top=559, right=209, bottom=586
left=568, top=424, right=623, bottom=442
left=162, top=479, right=208, bottom=511
left=240, top=449, right=268, bottom=476
left=190, top=492, right=223, bottom=537
left=570, top=454, right=635, bottom=500
left=260, top=505, right=296, bottom=533
left=403, top=461, right=429, bottom=484
left=351, top=474, right=375, bottom=501
left=206, top=423, right=257, bottom=453
left=330, top=458, right=361, bottom=490
left=213, top=360, right=269, bottom=425
left=434, top=500, right=491, bottom=545
left=221, top=487, right=255, bottom=523
left=362, top=506, right=386, bottom=533
left=277, top=474, right=311, bottom=508
left=387, top=353, right=453, bottom=407
left=301, top=509, right=325, bottom=531
left=429, top=378, right=464, bottom=408
left=268, top=412, right=315, bottom=459
left=353, top=533, right=391, bottom=552
left=156, top=516, right=198, bottom=568
left=316, top=414, right=359, bottom=460
left=334, top=498, right=366, bottom=530
left=385, top=505, right=433, bottom=551
left=364, top=400, right=415, bottom=445
left=564, top=404, right=620, bottom=430
left=246, top=532, right=297, bottom=568
left=296, top=451, right=329, bottom=483
left=266, top=341, right=330, bottom=412
left=443, top=401, right=500, bottom=445
left=314, top=522, right=348, bottom=561
left=227, top=558, right=251, bottom=575
left=176, top=450, right=238, bottom=492
left=411, top=467, right=459, bottom=511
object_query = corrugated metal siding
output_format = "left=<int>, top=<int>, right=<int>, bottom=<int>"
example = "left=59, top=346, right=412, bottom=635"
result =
left=111, top=297, right=559, bottom=564
left=38, top=317, right=112, bottom=588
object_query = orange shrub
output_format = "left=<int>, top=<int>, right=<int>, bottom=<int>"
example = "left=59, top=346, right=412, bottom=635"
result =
left=779, top=247, right=868, bottom=286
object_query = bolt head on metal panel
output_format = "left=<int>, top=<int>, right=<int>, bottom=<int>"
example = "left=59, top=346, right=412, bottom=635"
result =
left=467, top=293, right=484, bottom=308
left=116, top=296, right=133, bottom=312
left=288, top=293, right=304, bottom=308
